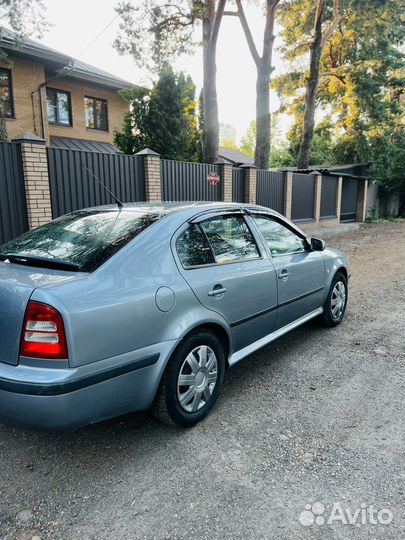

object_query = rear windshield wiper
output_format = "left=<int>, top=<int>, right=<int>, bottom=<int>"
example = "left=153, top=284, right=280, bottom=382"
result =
left=0, top=254, right=82, bottom=272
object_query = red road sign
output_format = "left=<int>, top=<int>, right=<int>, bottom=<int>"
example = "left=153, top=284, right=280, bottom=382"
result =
left=207, top=172, right=220, bottom=185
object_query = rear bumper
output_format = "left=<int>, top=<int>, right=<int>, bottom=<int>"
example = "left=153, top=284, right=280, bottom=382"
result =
left=0, top=340, right=179, bottom=430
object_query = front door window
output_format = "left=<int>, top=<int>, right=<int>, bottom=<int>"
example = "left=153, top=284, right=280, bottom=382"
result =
left=252, top=215, right=306, bottom=255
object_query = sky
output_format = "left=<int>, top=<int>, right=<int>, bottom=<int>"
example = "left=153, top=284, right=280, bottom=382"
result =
left=2, top=0, right=287, bottom=143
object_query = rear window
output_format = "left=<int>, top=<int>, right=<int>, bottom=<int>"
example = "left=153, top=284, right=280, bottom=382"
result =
left=0, top=210, right=161, bottom=272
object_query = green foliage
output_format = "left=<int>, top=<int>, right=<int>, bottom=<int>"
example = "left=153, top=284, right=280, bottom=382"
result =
left=0, top=0, right=48, bottom=140
left=221, top=139, right=238, bottom=150
left=114, top=65, right=200, bottom=161
left=0, top=0, right=47, bottom=40
left=366, top=201, right=380, bottom=223
left=270, top=147, right=295, bottom=167
left=368, top=128, right=405, bottom=193
left=273, top=0, right=405, bottom=192
left=114, top=1, right=201, bottom=71
left=240, top=121, right=256, bottom=157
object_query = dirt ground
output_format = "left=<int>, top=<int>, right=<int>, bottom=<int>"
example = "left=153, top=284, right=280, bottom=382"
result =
left=0, top=220, right=404, bottom=540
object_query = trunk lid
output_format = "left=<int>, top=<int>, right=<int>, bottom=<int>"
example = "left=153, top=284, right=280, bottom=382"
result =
left=0, top=261, right=83, bottom=366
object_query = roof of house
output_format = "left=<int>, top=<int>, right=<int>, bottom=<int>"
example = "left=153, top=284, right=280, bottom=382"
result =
left=0, top=27, right=135, bottom=90
left=50, top=136, right=121, bottom=154
left=218, top=147, right=254, bottom=166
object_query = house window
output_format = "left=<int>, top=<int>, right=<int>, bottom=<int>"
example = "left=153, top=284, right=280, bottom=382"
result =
left=46, top=88, right=72, bottom=126
left=0, top=68, right=14, bottom=118
left=84, top=96, right=108, bottom=131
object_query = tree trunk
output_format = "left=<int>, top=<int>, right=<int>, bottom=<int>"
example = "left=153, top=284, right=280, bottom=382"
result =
left=255, top=62, right=271, bottom=169
left=202, top=38, right=219, bottom=163
left=234, top=0, right=277, bottom=169
left=255, top=2, right=277, bottom=169
left=297, top=0, right=327, bottom=169
left=201, top=0, right=225, bottom=164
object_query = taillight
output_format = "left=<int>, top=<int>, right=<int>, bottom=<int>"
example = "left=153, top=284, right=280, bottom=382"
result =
left=20, top=301, right=68, bottom=359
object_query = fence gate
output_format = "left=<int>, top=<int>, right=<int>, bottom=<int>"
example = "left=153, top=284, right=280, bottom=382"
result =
left=0, top=142, right=28, bottom=244
left=256, top=170, right=285, bottom=213
left=320, top=175, right=338, bottom=219
left=340, top=178, right=359, bottom=222
left=47, top=148, right=145, bottom=218
left=291, top=173, right=315, bottom=221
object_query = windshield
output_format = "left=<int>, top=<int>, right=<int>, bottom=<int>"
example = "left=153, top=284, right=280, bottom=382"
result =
left=0, top=210, right=161, bottom=272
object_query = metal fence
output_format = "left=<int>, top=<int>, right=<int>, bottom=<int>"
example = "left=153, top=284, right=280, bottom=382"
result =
left=232, top=168, right=245, bottom=203
left=47, top=148, right=145, bottom=218
left=161, top=159, right=221, bottom=201
left=291, top=173, right=315, bottom=221
left=320, top=175, right=338, bottom=219
left=0, top=142, right=28, bottom=244
left=256, top=170, right=285, bottom=214
left=340, top=178, right=359, bottom=222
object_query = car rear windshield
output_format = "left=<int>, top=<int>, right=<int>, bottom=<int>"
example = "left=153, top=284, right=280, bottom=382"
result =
left=0, top=210, right=161, bottom=272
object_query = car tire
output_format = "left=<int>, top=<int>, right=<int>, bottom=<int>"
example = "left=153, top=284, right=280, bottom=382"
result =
left=152, top=330, right=225, bottom=428
left=320, top=271, right=348, bottom=327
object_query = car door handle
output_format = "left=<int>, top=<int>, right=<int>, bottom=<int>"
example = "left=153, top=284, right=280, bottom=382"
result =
left=208, top=286, right=227, bottom=297
left=278, top=271, right=290, bottom=279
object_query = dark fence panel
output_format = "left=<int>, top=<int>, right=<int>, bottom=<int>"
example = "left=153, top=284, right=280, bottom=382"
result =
left=232, top=168, right=245, bottom=202
left=291, top=173, right=315, bottom=221
left=47, top=148, right=145, bottom=218
left=320, top=175, right=338, bottom=218
left=161, top=160, right=221, bottom=201
left=0, top=142, right=28, bottom=244
left=340, top=178, right=359, bottom=222
left=256, top=170, right=285, bottom=213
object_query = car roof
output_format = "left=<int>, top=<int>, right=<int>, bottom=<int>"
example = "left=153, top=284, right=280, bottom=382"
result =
left=75, top=201, right=282, bottom=219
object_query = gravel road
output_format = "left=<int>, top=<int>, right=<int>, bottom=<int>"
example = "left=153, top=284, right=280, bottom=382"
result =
left=0, top=220, right=404, bottom=540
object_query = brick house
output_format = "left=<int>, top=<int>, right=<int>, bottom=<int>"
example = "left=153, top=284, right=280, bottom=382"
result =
left=0, top=28, right=133, bottom=152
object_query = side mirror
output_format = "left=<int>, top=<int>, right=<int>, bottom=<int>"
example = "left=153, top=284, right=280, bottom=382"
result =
left=310, top=237, right=325, bottom=251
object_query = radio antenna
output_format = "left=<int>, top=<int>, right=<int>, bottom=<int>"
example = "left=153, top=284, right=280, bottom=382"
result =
left=81, top=162, right=124, bottom=208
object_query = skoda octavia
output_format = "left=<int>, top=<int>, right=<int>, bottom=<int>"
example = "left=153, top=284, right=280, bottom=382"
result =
left=0, top=203, right=349, bottom=430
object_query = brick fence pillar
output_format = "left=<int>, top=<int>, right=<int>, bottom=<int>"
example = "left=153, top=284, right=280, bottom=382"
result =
left=356, top=179, right=368, bottom=222
left=13, top=132, right=52, bottom=229
left=314, top=174, right=322, bottom=222
left=136, top=148, right=161, bottom=202
left=283, top=171, right=293, bottom=219
left=241, top=164, right=257, bottom=204
left=336, top=176, right=343, bottom=223
left=218, top=162, right=233, bottom=202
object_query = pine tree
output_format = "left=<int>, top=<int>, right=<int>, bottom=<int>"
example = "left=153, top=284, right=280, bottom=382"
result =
left=114, top=66, right=200, bottom=161
left=273, top=0, right=405, bottom=198
left=114, top=0, right=226, bottom=163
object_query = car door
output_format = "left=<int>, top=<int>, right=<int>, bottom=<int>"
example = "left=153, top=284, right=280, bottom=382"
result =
left=250, top=213, right=325, bottom=330
left=174, top=211, right=278, bottom=352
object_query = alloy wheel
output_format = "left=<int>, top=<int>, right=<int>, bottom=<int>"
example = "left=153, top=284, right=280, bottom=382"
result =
left=331, top=280, right=346, bottom=320
left=177, top=345, right=218, bottom=413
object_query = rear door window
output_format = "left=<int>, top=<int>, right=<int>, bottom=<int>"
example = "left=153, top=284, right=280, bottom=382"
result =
left=0, top=210, right=161, bottom=272
left=176, top=224, right=215, bottom=268
left=199, top=215, right=260, bottom=264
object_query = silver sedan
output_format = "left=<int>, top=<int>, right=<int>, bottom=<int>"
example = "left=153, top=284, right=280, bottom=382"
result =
left=0, top=203, right=349, bottom=430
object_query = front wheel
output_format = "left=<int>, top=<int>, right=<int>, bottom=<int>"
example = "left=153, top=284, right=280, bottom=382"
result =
left=320, top=272, right=348, bottom=327
left=152, top=330, right=225, bottom=427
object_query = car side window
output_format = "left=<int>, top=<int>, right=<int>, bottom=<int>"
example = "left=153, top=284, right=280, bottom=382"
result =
left=199, top=215, right=259, bottom=264
left=176, top=224, right=215, bottom=268
left=252, top=214, right=306, bottom=256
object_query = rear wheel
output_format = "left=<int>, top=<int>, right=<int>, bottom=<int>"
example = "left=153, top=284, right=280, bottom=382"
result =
left=320, top=272, right=348, bottom=327
left=152, top=330, right=225, bottom=427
